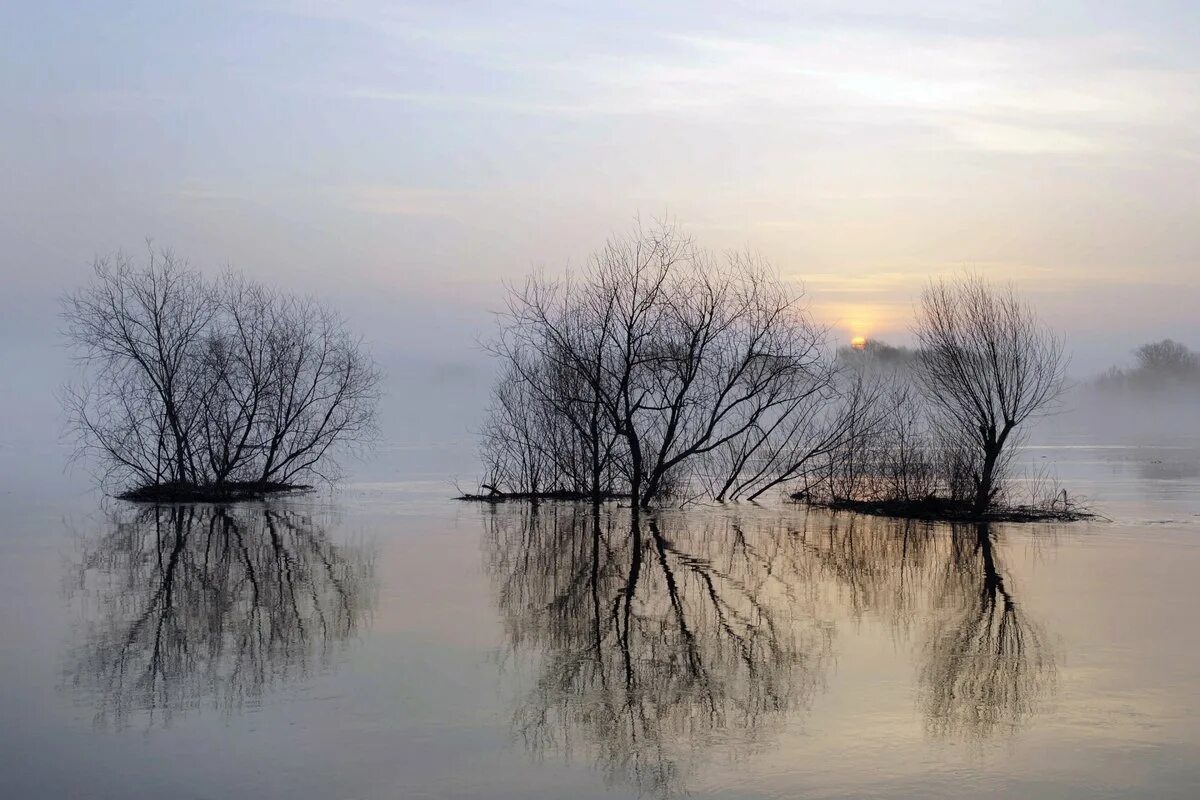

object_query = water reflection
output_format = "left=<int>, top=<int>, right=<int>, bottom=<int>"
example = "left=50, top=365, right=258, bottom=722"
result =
left=919, top=524, right=1056, bottom=741
left=485, top=505, right=831, bottom=795
left=64, top=504, right=376, bottom=728
left=483, top=505, right=1057, bottom=795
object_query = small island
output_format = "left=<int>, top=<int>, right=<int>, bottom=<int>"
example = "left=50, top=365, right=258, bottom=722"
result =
left=793, top=493, right=1093, bottom=523
left=117, top=481, right=313, bottom=503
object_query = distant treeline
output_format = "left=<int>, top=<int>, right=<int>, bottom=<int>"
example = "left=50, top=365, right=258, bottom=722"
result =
left=836, top=339, right=918, bottom=369
left=1093, top=339, right=1200, bottom=393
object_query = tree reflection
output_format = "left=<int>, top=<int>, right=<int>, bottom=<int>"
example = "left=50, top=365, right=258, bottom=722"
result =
left=485, top=505, right=833, bottom=796
left=64, top=504, right=376, bottom=728
left=918, top=523, right=1055, bottom=740
left=484, top=505, right=1058, bottom=795
left=793, top=512, right=941, bottom=633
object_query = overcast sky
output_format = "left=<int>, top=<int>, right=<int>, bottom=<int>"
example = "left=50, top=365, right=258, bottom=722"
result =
left=3, top=1, right=1199, bottom=446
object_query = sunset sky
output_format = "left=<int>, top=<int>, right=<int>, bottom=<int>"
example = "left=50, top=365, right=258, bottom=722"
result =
left=3, top=1, right=1198, bottom=399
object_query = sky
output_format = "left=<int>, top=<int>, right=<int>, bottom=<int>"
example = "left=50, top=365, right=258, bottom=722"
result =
left=2, top=1, right=1199, bottom=448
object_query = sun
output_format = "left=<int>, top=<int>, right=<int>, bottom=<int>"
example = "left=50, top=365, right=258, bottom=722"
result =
left=850, top=336, right=867, bottom=350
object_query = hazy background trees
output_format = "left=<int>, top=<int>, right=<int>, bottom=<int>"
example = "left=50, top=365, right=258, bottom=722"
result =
left=1094, top=338, right=1200, bottom=393
left=62, top=247, right=381, bottom=496
left=837, top=338, right=919, bottom=370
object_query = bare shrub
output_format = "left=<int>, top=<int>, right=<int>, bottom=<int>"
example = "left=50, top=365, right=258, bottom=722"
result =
left=62, top=246, right=380, bottom=497
left=480, top=221, right=869, bottom=508
left=912, top=274, right=1067, bottom=515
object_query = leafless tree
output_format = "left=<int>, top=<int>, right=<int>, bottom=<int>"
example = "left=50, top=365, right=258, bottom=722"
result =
left=481, top=221, right=870, bottom=507
left=248, top=290, right=380, bottom=487
left=874, top=382, right=938, bottom=503
left=913, top=274, right=1066, bottom=515
left=62, top=246, right=381, bottom=498
left=724, top=365, right=886, bottom=502
left=62, top=250, right=213, bottom=488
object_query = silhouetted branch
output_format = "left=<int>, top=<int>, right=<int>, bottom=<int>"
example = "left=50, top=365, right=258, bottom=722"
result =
left=61, top=247, right=381, bottom=499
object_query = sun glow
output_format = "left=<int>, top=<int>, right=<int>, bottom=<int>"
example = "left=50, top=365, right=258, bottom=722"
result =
left=850, top=336, right=867, bottom=350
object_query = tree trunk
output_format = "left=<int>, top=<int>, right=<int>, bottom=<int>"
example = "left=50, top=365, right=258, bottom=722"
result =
left=973, top=445, right=999, bottom=516
left=972, top=422, right=1013, bottom=516
left=626, top=429, right=645, bottom=509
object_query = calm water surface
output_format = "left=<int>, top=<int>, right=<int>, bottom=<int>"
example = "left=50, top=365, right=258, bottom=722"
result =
left=1, top=440, right=1198, bottom=798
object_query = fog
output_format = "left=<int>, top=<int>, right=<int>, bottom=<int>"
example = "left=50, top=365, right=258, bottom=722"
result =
left=4, top=251, right=1199, bottom=500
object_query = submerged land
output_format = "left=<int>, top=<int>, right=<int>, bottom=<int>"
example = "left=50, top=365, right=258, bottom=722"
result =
left=117, top=481, right=313, bottom=503
left=457, top=489, right=1094, bottom=523
left=792, top=493, right=1096, bottom=523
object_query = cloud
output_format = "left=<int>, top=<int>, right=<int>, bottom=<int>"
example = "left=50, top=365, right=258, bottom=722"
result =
left=327, top=12, right=1197, bottom=160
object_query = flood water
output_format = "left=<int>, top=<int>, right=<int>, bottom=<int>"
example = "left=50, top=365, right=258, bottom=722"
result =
left=2, top=438, right=1199, bottom=798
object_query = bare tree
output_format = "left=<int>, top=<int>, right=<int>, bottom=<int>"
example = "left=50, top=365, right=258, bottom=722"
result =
left=250, top=292, right=380, bottom=486
left=482, top=221, right=846, bottom=507
left=715, top=364, right=885, bottom=502
left=477, top=235, right=1073, bottom=517
left=913, top=274, right=1066, bottom=516
left=62, top=246, right=381, bottom=499
left=62, top=249, right=214, bottom=488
